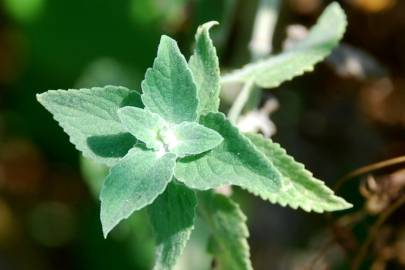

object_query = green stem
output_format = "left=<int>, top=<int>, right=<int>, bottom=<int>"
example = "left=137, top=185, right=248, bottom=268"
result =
left=227, top=79, right=255, bottom=123
left=226, top=0, right=281, bottom=123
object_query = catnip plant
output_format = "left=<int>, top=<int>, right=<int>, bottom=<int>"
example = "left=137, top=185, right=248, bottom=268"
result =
left=37, top=3, right=351, bottom=270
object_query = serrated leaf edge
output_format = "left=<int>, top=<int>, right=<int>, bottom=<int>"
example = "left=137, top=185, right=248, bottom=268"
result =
left=199, top=193, right=252, bottom=270
left=221, top=2, right=347, bottom=88
left=176, top=112, right=283, bottom=197
left=190, top=21, right=221, bottom=116
left=100, top=151, right=176, bottom=238
left=36, top=86, right=138, bottom=167
left=247, top=133, right=352, bottom=213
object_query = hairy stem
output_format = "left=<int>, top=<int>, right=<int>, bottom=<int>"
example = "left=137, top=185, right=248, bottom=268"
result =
left=228, top=79, right=255, bottom=123
left=226, top=0, right=281, bottom=123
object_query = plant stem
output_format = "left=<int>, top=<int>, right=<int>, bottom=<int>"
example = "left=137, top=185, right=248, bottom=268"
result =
left=249, top=0, right=280, bottom=59
left=351, top=196, right=405, bottom=270
left=335, top=155, right=405, bottom=191
left=228, top=79, right=255, bottom=123
left=226, top=0, right=281, bottom=123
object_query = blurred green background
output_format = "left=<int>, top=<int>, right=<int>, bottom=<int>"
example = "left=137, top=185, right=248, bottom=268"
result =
left=0, top=0, right=404, bottom=269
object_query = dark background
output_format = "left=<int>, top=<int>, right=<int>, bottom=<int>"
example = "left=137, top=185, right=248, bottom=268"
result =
left=0, top=0, right=404, bottom=269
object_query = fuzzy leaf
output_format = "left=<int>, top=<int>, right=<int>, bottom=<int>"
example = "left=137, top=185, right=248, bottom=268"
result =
left=171, top=122, right=223, bottom=158
left=189, top=21, right=221, bottom=116
left=149, top=182, right=197, bottom=270
left=100, top=147, right=176, bottom=237
left=118, top=106, right=167, bottom=151
left=37, top=86, right=142, bottom=166
left=247, top=133, right=352, bottom=212
left=175, top=113, right=282, bottom=198
left=142, top=35, right=198, bottom=124
left=199, top=191, right=252, bottom=270
left=221, top=3, right=347, bottom=88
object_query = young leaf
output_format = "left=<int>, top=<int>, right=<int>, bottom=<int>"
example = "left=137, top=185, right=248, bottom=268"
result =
left=170, top=122, right=223, bottom=158
left=142, top=35, right=199, bottom=124
left=247, top=133, right=352, bottom=212
left=118, top=106, right=167, bottom=151
left=175, top=113, right=282, bottom=198
left=100, top=147, right=176, bottom=237
left=199, top=191, right=252, bottom=270
left=149, top=182, right=197, bottom=270
left=37, top=86, right=142, bottom=166
left=221, top=2, right=347, bottom=88
left=189, top=21, right=221, bottom=116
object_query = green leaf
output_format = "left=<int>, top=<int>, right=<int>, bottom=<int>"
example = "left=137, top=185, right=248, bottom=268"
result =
left=142, top=35, right=199, bottom=124
left=171, top=122, right=223, bottom=158
left=189, top=21, right=221, bottom=116
left=175, top=113, right=282, bottom=199
left=37, top=86, right=143, bottom=166
left=100, top=147, right=176, bottom=237
left=221, top=3, right=347, bottom=88
left=118, top=106, right=167, bottom=151
left=247, top=133, right=352, bottom=212
left=199, top=191, right=252, bottom=270
left=149, top=182, right=197, bottom=270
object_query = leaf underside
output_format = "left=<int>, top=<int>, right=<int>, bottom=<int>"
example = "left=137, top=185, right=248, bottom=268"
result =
left=149, top=182, right=197, bottom=270
left=175, top=112, right=282, bottom=199
left=221, top=3, right=347, bottom=88
left=247, top=133, right=352, bottom=212
left=37, top=86, right=142, bottom=166
left=199, top=191, right=252, bottom=270
left=142, top=35, right=199, bottom=124
left=189, top=21, right=221, bottom=117
left=100, top=147, right=176, bottom=237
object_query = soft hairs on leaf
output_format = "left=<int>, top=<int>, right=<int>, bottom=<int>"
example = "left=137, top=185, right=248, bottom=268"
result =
left=149, top=182, right=197, bottom=270
left=37, top=86, right=142, bottom=166
left=247, top=133, right=352, bottom=212
left=199, top=191, right=252, bottom=270
left=189, top=21, right=221, bottom=117
left=221, top=2, right=347, bottom=88
left=175, top=112, right=282, bottom=197
left=118, top=106, right=167, bottom=151
left=100, top=147, right=176, bottom=237
left=141, top=35, right=199, bottom=124
left=171, top=122, right=224, bottom=157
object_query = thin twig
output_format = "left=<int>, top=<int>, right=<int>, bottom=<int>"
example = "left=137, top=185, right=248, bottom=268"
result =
left=351, top=196, right=405, bottom=270
left=335, top=155, right=405, bottom=191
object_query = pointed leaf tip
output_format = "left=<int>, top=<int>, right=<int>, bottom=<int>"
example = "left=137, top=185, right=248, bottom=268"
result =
left=36, top=86, right=142, bottom=166
left=246, top=133, right=352, bottom=212
left=100, top=148, right=176, bottom=237
left=199, top=21, right=219, bottom=30
left=189, top=21, right=221, bottom=116
left=221, top=2, right=347, bottom=88
left=142, top=33, right=198, bottom=124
